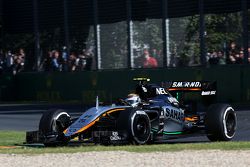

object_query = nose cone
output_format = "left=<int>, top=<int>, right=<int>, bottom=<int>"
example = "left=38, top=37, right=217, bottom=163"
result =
left=63, top=107, right=108, bottom=137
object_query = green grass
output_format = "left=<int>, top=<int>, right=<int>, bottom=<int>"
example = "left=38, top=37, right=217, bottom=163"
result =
left=0, top=131, right=250, bottom=154
left=0, top=131, right=25, bottom=146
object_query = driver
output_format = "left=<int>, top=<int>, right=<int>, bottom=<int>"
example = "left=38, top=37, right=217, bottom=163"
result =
left=125, top=93, right=141, bottom=107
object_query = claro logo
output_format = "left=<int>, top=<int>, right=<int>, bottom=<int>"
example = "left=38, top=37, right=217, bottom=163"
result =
left=164, top=107, right=184, bottom=123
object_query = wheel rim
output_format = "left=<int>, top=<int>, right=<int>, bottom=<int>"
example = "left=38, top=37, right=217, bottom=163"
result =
left=52, top=113, right=71, bottom=133
left=223, top=108, right=236, bottom=138
left=225, top=111, right=236, bottom=137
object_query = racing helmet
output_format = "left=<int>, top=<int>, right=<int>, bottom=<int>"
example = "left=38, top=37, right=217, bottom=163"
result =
left=125, top=93, right=141, bottom=107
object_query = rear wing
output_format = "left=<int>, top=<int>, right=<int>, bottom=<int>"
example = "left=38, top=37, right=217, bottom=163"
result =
left=132, top=78, right=217, bottom=97
left=163, top=81, right=217, bottom=96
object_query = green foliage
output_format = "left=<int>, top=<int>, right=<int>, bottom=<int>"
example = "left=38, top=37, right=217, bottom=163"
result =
left=100, top=22, right=127, bottom=69
left=133, top=19, right=163, bottom=51
left=3, top=33, right=34, bottom=52
left=181, top=12, right=242, bottom=63
left=205, top=13, right=242, bottom=52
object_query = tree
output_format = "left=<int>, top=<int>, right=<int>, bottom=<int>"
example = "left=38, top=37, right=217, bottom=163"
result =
left=179, top=13, right=242, bottom=65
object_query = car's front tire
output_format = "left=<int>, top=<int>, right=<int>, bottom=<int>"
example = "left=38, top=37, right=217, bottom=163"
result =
left=39, top=109, right=71, bottom=146
left=205, top=104, right=237, bottom=141
left=130, top=110, right=151, bottom=144
left=118, top=108, right=151, bottom=145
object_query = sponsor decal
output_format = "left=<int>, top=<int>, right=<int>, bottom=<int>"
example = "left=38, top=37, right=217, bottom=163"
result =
left=172, top=82, right=201, bottom=88
left=201, top=91, right=216, bottom=95
left=142, top=86, right=147, bottom=92
left=110, top=131, right=121, bottom=141
left=163, top=107, right=184, bottom=123
left=78, top=115, right=93, bottom=123
left=69, top=128, right=77, bottom=133
left=156, top=88, right=168, bottom=95
left=167, top=97, right=179, bottom=104
left=136, top=110, right=146, bottom=115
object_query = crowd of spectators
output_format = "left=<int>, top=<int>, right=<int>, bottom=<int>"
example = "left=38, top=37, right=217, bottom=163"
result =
left=207, top=42, right=250, bottom=66
left=39, top=47, right=94, bottom=72
left=1, top=42, right=250, bottom=75
left=0, top=47, right=94, bottom=74
left=0, top=48, right=26, bottom=75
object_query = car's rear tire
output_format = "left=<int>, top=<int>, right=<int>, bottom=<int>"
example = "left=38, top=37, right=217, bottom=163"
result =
left=118, top=108, right=151, bottom=145
left=39, top=109, right=71, bottom=146
left=205, top=104, right=237, bottom=141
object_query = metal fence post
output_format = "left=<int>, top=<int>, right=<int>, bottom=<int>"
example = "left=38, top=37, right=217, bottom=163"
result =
left=242, top=0, right=249, bottom=64
left=93, top=0, right=101, bottom=70
left=199, top=0, right=206, bottom=66
left=0, top=0, right=3, bottom=49
left=162, top=0, right=169, bottom=67
left=127, top=0, right=133, bottom=69
left=63, top=0, right=70, bottom=54
left=33, top=0, right=40, bottom=71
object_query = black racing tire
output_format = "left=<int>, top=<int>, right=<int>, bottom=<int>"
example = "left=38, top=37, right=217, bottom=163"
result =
left=205, top=104, right=237, bottom=141
left=39, top=109, right=71, bottom=146
left=117, top=108, right=151, bottom=145
left=130, top=110, right=151, bottom=144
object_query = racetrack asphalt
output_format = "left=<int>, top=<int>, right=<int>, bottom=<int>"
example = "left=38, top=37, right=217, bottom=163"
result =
left=0, top=103, right=249, bottom=142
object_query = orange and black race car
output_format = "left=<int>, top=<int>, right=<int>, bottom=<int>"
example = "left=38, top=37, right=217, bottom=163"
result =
left=26, top=78, right=237, bottom=146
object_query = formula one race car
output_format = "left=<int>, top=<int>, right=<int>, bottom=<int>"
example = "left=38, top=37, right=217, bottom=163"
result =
left=26, top=78, right=237, bottom=146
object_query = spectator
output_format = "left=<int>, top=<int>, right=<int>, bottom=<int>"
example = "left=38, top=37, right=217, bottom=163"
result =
left=83, top=49, right=93, bottom=71
left=39, top=51, right=53, bottom=71
left=51, top=50, right=61, bottom=71
left=235, top=50, right=244, bottom=64
left=17, top=48, right=25, bottom=70
left=143, top=49, right=158, bottom=68
left=6, top=50, right=14, bottom=71
left=133, top=49, right=144, bottom=68
left=77, top=51, right=86, bottom=71
left=42, top=51, right=53, bottom=72
left=227, top=41, right=239, bottom=64
left=12, top=55, right=24, bottom=75
left=0, top=49, right=5, bottom=73
left=228, top=42, right=239, bottom=57
left=62, top=46, right=68, bottom=61
left=68, top=52, right=77, bottom=72
left=208, top=51, right=219, bottom=65
left=151, top=48, right=160, bottom=60
left=61, top=46, right=68, bottom=71
left=217, top=51, right=226, bottom=65
left=228, top=55, right=236, bottom=64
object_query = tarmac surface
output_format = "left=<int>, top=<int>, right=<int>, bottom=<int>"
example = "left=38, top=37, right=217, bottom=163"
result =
left=0, top=103, right=249, bottom=142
